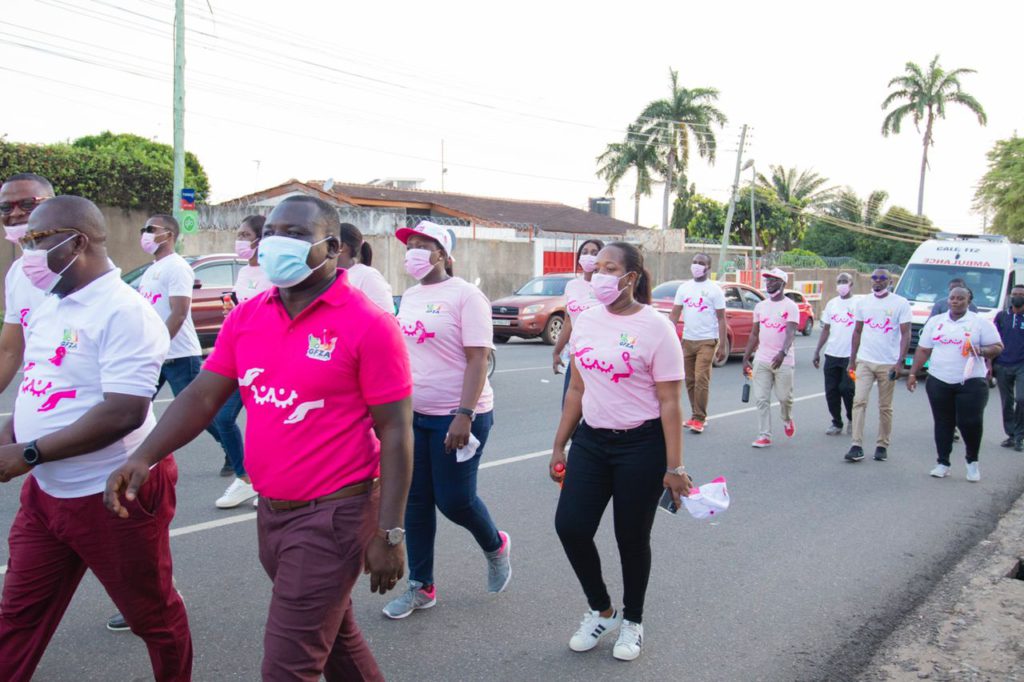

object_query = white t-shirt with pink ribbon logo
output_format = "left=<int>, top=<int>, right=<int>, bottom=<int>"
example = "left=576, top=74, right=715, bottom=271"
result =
left=855, top=293, right=913, bottom=365
left=397, top=277, right=494, bottom=416
left=672, top=279, right=726, bottom=341
left=569, top=304, right=684, bottom=430
left=753, top=297, right=800, bottom=367
left=917, top=311, right=999, bottom=384
left=4, top=256, right=47, bottom=329
left=564, top=278, right=598, bottom=325
left=822, top=295, right=860, bottom=357
left=234, top=265, right=272, bottom=303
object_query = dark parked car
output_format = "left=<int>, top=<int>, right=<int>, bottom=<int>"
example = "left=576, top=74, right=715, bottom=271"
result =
left=491, top=274, right=573, bottom=345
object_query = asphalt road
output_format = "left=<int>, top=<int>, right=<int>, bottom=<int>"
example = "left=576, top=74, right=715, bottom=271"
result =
left=1, top=329, right=1023, bottom=682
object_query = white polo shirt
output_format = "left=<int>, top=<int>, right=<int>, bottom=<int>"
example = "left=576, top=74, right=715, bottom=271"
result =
left=4, top=256, right=48, bottom=329
left=14, top=269, right=170, bottom=498
left=138, top=253, right=202, bottom=359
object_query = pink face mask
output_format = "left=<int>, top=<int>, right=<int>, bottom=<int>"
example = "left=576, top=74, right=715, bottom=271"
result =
left=140, top=231, right=168, bottom=255
left=591, top=272, right=629, bottom=306
left=404, top=248, right=435, bottom=280
left=22, top=234, right=79, bottom=293
left=235, top=239, right=257, bottom=260
left=836, top=283, right=851, bottom=296
left=578, top=254, right=598, bottom=273
left=690, top=263, right=707, bottom=278
left=3, top=224, right=27, bottom=244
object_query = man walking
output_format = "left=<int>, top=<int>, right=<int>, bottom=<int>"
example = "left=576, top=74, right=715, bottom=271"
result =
left=813, top=272, right=857, bottom=435
left=106, top=195, right=413, bottom=681
left=0, top=196, right=191, bottom=681
left=994, top=284, right=1024, bottom=452
left=845, top=268, right=912, bottom=463
left=929, top=277, right=977, bottom=317
left=0, top=173, right=54, bottom=392
left=743, top=268, right=799, bottom=448
left=669, top=252, right=727, bottom=433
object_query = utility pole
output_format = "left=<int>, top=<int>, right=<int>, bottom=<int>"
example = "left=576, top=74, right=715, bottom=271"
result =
left=716, top=124, right=747, bottom=280
left=749, top=160, right=756, bottom=281
left=172, top=0, right=185, bottom=222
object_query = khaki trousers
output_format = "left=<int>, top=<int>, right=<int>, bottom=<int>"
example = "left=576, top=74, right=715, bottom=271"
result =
left=753, top=361, right=794, bottom=438
left=851, top=360, right=896, bottom=448
left=683, top=339, right=718, bottom=422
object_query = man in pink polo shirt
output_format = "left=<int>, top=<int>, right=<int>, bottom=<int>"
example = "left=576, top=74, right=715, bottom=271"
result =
left=106, top=195, right=414, bottom=682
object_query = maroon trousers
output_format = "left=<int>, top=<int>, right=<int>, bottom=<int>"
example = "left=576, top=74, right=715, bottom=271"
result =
left=0, top=457, right=192, bottom=682
left=257, top=488, right=383, bottom=682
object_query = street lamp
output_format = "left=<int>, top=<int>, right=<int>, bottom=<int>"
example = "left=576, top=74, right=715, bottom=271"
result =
left=742, top=159, right=756, bottom=282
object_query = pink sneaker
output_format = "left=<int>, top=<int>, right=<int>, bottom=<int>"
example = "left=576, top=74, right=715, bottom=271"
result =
left=751, top=437, right=772, bottom=448
left=689, top=420, right=705, bottom=434
left=784, top=420, right=796, bottom=438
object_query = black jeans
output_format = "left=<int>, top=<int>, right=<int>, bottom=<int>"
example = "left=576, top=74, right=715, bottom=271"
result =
left=924, top=377, right=988, bottom=465
left=994, top=362, right=1024, bottom=441
left=554, top=419, right=666, bottom=624
left=823, top=354, right=854, bottom=427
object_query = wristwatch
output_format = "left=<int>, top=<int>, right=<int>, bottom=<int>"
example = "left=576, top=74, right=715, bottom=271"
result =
left=22, top=440, right=42, bottom=467
left=666, top=465, right=686, bottom=476
left=453, top=407, right=475, bottom=419
left=378, top=527, right=406, bottom=546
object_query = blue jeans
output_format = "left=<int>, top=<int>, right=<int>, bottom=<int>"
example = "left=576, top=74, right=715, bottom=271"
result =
left=156, top=356, right=225, bottom=454
left=212, top=390, right=245, bottom=477
left=406, top=411, right=500, bottom=586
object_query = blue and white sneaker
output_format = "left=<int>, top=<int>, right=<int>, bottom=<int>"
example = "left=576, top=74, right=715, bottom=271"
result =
left=569, top=609, right=622, bottom=652
left=382, top=580, right=436, bottom=620
left=485, top=531, right=512, bottom=593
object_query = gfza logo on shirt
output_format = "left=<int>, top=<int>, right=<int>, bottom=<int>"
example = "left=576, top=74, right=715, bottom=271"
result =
left=61, top=329, right=79, bottom=351
left=307, top=331, right=337, bottom=362
left=425, top=304, right=442, bottom=315
left=618, top=333, right=637, bottom=350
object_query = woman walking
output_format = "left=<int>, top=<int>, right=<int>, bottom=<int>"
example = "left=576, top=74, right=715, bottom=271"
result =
left=552, top=239, right=604, bottom=400
left=338, top=222, right=394, bottom=313
left=908, top=287, right=1003, bottom=481
left=213, top=215, right=273, bottom=508
left=384, top=221, right=510, bottom=619
left=550, top=241, right=689, bottom=661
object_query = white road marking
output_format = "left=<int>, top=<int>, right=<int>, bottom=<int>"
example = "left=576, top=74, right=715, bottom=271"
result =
left=0, top=390, right=828, bottom=576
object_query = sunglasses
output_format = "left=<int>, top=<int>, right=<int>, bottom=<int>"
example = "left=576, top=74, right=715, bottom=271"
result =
left=140, top=225, right=171, bottom=234
left=18, top=228, right=80, bottom=250
left=0, top=197, right=48, bottom=216
left=870, top=275, right=890, bottom=282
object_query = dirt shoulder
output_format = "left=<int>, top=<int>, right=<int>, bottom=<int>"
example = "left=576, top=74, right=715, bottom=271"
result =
left=858, top=491, right=1024, bottom=681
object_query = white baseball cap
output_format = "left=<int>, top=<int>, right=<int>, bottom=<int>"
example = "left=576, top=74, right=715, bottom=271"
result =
left=396, top=220, right=454, bottom=254
left=761, top=267, right=788, bottom=282
left=681, top=476, right=730, bottom=520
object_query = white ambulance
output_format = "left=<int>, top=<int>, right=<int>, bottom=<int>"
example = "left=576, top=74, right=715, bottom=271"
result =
left=893, top=232, right=1024, bottom=364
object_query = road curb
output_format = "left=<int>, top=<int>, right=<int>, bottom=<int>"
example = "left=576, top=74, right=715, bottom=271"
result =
left=858, top=485, right=1024, bottom=680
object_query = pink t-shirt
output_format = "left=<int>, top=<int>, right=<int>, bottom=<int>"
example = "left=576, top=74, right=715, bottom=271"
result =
left=564, top=278, right=598, bottom=325
left=346, top=263, right=394, bottom=313
left=203, top=270, right=412, bottom=500
left=234, top=265, right=272, bottom=303
left=569, top=305, right=684, bottom=430
left=753, top=297, right=800, bottom=367
left=397, top=277, right=494, bottom=416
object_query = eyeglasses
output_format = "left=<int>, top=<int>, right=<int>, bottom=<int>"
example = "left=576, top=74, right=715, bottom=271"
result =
left=870, top=275, right=889, bottom=282
left=18, top=228, right=80, bottom=250
left=0, top=197, right=48, bottom=216
left=140, top=225, right=171, bottom=234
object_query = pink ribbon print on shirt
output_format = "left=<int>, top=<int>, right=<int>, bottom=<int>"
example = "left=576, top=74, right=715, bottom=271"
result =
left=402, top=320, right=436, bottom=344
left=682, top=296, right=710, bottom=313
left=865, top=317, right=895, bottom=334
left=930, top=322, right=964, bottom=347
left=761, top=311, right=789, bottom=332
left=238, top=367, right=324, bottom=424
left=139, top=289, right=163, bottom=305
left=574, top=347, right=635, bottom=383
left=19, top=361, right=77, bottom=412
left=829, top=311, right=855, bottom=327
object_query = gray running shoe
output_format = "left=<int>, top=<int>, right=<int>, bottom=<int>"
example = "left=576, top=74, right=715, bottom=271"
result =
left=486, top=531, right=512, bottom=593
left=382, top=580, right=436, bottom=620
left=826, top=424, right=843, bottom=436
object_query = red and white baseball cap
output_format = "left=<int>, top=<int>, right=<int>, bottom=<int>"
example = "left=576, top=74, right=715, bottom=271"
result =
left=681, top=476, right=730, bottom=520
left=395, top=220, right=454, bottom=254
left=761, top=267, right=789, bottom=282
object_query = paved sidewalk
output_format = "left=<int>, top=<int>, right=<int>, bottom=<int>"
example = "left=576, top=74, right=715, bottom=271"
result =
left=859, top=490, right=1024, bottom=681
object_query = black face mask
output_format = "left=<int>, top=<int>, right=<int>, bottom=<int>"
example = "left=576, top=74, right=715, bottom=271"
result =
left=1011, top=296, right=1024, bottom=308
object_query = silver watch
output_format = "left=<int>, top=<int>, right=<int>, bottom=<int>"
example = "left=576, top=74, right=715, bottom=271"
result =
left=380, top=527, right=405, bottom=546
left=666, top=465, right=687, bottom=476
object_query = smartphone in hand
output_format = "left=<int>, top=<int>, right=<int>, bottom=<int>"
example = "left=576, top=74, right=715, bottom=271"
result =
left=658, top=488, right=678, bottom=515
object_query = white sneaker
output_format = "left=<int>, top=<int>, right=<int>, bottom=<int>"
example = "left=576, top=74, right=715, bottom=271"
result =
left=613, top=620, right=644, bottom=661
left=569, top=609, right=621, bottom=652
left=966, top=462, right=980, bottom=482
left=215, top=478, right=256, bottom=509
left=930, top=464, right=951, bottom=478
left=253, top=496, right=259, bottom=508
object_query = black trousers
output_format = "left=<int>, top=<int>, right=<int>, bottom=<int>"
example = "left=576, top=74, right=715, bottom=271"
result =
left=554, top=419, right=666, bottom=624
left=924, top=377, right=988, bottom=465
left=823, top=354, right=854, bottom=427
left=994, top=362, right=1024, bottom=441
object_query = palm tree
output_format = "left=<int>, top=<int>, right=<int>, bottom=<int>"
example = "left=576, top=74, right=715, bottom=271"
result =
left=755, top=166, right=837, bottom=250
left=881, top=55, right=987, bottom=216
left=596, top=124, right=663, bottom=226
left=639, top=68, right=727, bottom=229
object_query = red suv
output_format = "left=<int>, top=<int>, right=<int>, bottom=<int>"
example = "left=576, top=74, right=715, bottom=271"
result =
left=784, top=289, right=816, bottom=335
left=122, top=253, right=247, bottom=348
left=650, top=280, right=766, bottom=366
left=491, top=274, right=573, bottom=345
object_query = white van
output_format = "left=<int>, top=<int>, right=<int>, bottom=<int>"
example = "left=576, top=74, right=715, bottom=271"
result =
left=894, top=232, right=1024, bottom=362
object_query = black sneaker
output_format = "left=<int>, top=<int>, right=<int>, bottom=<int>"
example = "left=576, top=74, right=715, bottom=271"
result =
left=1016, top=441, right=1024, bottom=453
left=873, top=447, right=888, bottom=462
left=106, top=613, right=129, bottom=632
left=1001, top=437, right=1015, bottom=448
left=219, top=459, right=233, bottom=477
left=844, top=446, right=865, bottom=462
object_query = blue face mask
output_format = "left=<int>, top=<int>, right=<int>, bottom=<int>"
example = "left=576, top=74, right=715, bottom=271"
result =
left=258, top=235, right=330, bottom=288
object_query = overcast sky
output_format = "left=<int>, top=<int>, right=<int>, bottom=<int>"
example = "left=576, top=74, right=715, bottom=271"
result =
left=3, top=0, right=1020, bottom=234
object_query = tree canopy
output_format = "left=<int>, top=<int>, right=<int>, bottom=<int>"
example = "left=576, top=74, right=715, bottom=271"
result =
left=974, top=136, right=1024, bottom=240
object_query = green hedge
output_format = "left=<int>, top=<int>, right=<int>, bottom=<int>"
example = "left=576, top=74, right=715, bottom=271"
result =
left=775, top=249, right=827, bottom=269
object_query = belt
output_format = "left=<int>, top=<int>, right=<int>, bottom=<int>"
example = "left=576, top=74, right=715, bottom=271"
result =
left=584, top=418, right=660, bottom=436
left=263, top=478, right=379, bottom=511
